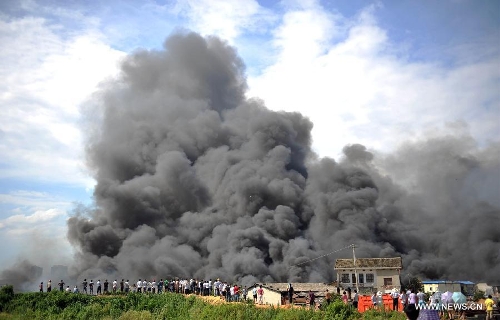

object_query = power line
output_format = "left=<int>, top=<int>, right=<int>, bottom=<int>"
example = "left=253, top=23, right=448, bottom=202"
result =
left=290, top=244, right=354, bottom=268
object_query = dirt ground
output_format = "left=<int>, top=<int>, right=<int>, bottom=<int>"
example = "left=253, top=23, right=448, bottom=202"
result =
left=193, top=294, right=316, bottom=310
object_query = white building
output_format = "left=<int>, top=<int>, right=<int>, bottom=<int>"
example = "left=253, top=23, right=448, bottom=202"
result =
left=334, top=257, right=403, bottom=294
left=422, top=280, right=460, bottom=294
left=246, top=283, right=338, bottom=306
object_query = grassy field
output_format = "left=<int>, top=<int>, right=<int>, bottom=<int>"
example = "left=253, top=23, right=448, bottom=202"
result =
left=0, top=286, right=405, bottom=320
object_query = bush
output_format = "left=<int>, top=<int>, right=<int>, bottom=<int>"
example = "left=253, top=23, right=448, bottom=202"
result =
left=473, top=290, right=485, bottom=302
left=322, top=300, right=359, bottom=320
left=362, top=308, right=406, bottom=320
left=0, top=286, right=14, bottom=312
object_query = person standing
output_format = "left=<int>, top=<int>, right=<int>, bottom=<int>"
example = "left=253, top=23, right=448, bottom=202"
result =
left=234, top=284, right=240, bottom=302
left=371, top=292, right=377, bottom=308
left=229, top=284, right=235, bottom=302
left=137, top=279, right=142, bottom=293
left=242, top=286, right=248, bottom=301
left=400, top=289, right=407, bottom=310
left=257, top=285, right=264, bottom=305
left=391, top=289, right=399, bottom=311
left=89, top=280, right=94, bottom=295
left=252, top=286, right=257, bottom=303
left=39, top=282, right=43, bottom=293
left=82, top=279, right=88, bottom=294
left=416, top=289, right=425, bottom=306
left=47, top=280, right=52, bottom=292
left=325, top=289, right=331, bottom=305
left=288, top=284, right=294, bottom=305
left=58, top=280, right=64, bottom=292
left=408, top=289, right=417, bottom=307
left=96, top=279, right=101, bottom=295
left=120, top=279, right=124, bottom=293
left=485, top=295, right=494, bottom=320
left=125, top=280, right=130, bottom=293
left=308, top=290, right=316, bottom=309
left=104, top=279, right=109, bottom=293
left=342, top=291, right=348, bottom=304
left=353, top=290, right=359, bottom=309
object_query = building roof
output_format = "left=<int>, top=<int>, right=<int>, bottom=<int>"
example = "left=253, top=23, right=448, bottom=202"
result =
left=248, top=282, right=337, bottom=295
left=334, top=257, right=402, bottom=270
left=422, top=280, right=475, bottom=285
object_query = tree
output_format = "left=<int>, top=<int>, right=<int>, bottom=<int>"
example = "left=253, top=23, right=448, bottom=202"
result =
left=404, top=277, right=423, bottom=293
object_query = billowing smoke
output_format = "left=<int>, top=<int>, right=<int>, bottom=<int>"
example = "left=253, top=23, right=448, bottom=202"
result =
left=0, top=260, right=44, bottom=292
left=26, top=31, right=500, bottom=287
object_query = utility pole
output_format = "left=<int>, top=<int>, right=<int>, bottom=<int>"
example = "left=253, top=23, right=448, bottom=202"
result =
left=352, top=244, right=359, bottom=293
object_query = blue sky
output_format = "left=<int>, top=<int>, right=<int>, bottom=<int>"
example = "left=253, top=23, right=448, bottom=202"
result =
left=0, top=0, right=498, bottom=271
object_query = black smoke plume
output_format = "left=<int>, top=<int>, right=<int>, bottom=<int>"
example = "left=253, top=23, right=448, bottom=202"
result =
left=41, top=32, right=500, bottom=286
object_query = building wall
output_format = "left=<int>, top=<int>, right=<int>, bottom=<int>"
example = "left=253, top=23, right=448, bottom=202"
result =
left=337, top=268, right=377, bottom=289
left=248, top=286, right=282, bottom=306
left=260, top=287, right=282, bottom=306
left=337, top=268, right=400, bottom=293
left=375, top=269, right=401, bottom=293
left=423, top=283, right=461, bottom=294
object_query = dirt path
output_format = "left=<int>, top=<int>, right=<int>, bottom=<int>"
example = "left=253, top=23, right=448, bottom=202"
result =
left=193, top=294, right=313, bottom=310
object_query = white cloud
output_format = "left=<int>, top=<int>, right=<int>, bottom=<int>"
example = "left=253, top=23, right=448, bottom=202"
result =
left=0, top=208, right=64, bottom=228
left=0, top=15, right=125, bottom=188
left=248, top=5, right=500, bottom=158
left=0, top=190, right=70, bottom=210
left=0, top=189, right=74, bottom=267
left=173, top=0, right=273, bottom=42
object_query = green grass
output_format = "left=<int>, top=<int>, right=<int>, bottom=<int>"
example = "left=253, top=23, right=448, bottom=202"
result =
left=0, top=288, right=405, bottom=320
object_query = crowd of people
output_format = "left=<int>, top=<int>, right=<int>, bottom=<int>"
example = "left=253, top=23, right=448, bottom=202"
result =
left=37, top=278, right=253, bottom=302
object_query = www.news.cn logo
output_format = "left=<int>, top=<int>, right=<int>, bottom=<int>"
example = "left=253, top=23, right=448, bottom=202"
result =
left=416, top=303, right=484, bottom=311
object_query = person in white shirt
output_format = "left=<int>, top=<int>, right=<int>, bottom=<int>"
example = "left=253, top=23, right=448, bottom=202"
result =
left=137, top=279, right=142, bottom=293
left=391, top=289, right=400, bottom=311
left=125, top=280, right=130, bottom=293
left=213, top=280, right=220, bottom=296
left=408, top=289, right=417, bottom=305
left=96, top=280, right=102, bottom=295
left=152, top=280, right=156, bottom=294
left=73, top=286, right=79, bottom=293
left=230, top=285, right=235, bottom=302
left=142, top=280, right=147, bottom=293
left=65, top=286, right=71, bottom=293
left=112, top=280, right=117, bottom=293
left=416, top=289, right=425, bottom=305
left=399, top=290, right=407, bottom=310
left=203, top=281, right=209, bottom=296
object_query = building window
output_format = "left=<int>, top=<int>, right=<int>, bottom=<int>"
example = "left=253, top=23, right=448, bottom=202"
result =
left=352, top=274, right=357, bottom=284
left=358, top=274, right=364, bottom=284
left=341, top=274, right=350, bottom=283
left=366, top=273, right=374, bottom=283
left=384, top=278, right=393, bottom=286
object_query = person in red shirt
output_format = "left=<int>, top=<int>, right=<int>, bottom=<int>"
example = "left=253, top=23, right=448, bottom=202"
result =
left=257, top=285, right=264, bottom=304
left=234, top=285, right=239, bottom=302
